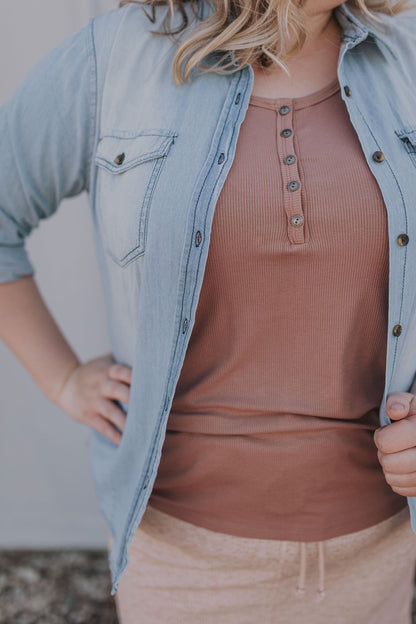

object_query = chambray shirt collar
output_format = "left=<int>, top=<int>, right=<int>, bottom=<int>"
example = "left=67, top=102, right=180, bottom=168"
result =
left=335, top=2, right=397, bottom=60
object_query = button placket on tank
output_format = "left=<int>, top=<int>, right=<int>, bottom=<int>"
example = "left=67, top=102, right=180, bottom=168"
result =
left=276, top=101, right=305, bottom=244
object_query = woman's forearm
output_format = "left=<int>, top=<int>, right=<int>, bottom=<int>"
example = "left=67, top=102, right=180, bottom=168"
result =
left=0, top=274, right=81, bottom=404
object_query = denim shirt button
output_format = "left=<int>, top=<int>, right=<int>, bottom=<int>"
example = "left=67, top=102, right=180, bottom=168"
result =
left=183, top=318, right=189, bottom=333
left=397, top=233, right=409, bottom=246
left=114, top=153, right=125, bottom=165
left=393, top=324, right=402, bottom=337
left=195, top=231, right=202, bottom=246
left=218, top=153, right=225, bottom=164
left=372, top=151, right=385, bottom=163
left=344, top=85, right=352, bottom=97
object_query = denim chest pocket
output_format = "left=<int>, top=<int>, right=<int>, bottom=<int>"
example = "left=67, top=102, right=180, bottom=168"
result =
left=94, top=130, right=177, bottom=267
left=395, top=128, right=416, bottom=168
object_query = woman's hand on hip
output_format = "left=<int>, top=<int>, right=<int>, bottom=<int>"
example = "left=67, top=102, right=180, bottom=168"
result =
left=52, top=353, right=132, bottom=446
left=374, top=392, right=416, bottom=496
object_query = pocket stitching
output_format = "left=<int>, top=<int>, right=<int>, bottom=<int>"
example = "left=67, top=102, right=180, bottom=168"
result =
left=95, top=135, right=176, bottom=174
left=395, top=128, right=416, bottom=167
left=95, top=131, right=177, bottom=267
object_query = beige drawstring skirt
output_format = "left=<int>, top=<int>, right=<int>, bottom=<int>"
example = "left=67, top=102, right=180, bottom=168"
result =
left=107, top=504, right=416, bottom=624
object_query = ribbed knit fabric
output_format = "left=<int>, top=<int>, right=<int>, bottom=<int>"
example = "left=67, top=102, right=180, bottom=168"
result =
left=148, top=77, right=407, bottom=541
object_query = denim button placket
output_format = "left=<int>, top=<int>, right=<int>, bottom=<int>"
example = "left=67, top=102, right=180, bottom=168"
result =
left=393, top=324, right=402, bottom=337
left=372, top=151, right=385, bottom=163
left=397, top=233, right=409, bottom=246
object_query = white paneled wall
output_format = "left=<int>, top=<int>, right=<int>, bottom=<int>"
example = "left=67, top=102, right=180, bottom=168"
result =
left=0, top=0, right=118, bottom=548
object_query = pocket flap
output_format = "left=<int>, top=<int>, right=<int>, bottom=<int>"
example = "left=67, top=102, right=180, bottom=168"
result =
left=395, top=128, right=416, bottom=149
left=95, top=131, right=177, bottom=174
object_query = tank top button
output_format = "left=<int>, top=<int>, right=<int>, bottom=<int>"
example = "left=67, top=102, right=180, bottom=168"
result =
left=285, top=154, right=297, bottom=165
left=288, top=180, right=300, bottom=192
left=291, top=215, right=304, bottom=227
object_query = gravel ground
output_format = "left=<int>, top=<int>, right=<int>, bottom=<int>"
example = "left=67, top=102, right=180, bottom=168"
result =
left=0, top=550, right=416, bottom=623
left=0, top=551, right=117, bottom=624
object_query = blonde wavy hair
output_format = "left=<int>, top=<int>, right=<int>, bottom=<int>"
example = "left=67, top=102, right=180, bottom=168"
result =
left=119, top=0, right=414, bottom=85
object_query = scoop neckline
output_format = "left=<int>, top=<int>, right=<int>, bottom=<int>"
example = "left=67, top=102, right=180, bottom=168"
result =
left=248, top=77, right=341, bottom=111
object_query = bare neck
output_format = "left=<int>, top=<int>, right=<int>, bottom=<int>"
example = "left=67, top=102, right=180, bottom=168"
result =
left=250, top=13, right=343, bottom=99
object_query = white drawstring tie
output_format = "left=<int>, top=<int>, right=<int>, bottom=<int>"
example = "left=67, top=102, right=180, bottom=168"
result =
left=317, top=541, right=326, bottom=600
left=295, top=540, right=326, bottom=600
left=296, top=542, right=307, bottom=595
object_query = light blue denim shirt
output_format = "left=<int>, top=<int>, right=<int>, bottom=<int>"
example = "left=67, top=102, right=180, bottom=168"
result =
left=1, top=0, right=416, bottom=595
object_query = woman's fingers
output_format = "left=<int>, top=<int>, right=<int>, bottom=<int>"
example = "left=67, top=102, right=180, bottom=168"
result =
left=54, top=355, right=133, bottom=446
left=96, top=397, right=127, bottom=431
left=93, top=361, right=131, bottom=445
left=107, top=363, right=133, bottom=385
left=378, top=447, right=416, bottom=474
left=89, top=412, right=123, bottom=446
left=384, top=470, right=416, bottom=488
left=100, top=376, right=131, bottom=404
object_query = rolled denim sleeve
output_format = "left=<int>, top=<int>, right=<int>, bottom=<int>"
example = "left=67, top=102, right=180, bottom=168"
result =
left=0, top=19, right=97, bottom=283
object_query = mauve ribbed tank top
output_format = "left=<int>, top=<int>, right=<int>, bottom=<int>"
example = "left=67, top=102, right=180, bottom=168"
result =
left=148, top=77, right=407, bottom=541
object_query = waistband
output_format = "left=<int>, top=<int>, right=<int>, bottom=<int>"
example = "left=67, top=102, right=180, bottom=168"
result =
left=111, top=503, right=411, bottom=602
